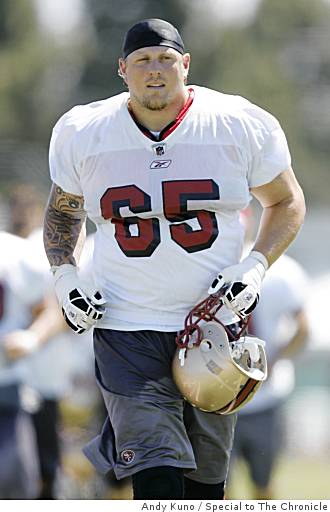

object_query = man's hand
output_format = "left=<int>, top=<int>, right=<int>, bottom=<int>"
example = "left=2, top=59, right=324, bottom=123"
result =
left=208, top=251, right=268, bottom=318
left=52, top=264, right=106, bottom=334
left=3, top=330, right=39, bottom=360
left=62, top=288, right=106, bottom=334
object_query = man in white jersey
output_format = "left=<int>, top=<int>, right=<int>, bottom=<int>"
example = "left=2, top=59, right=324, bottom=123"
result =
left=5, top=186, right=74, bottom=499
left=231, top=254, right=309, bottom=499
left=0, top=231, right=47, bottom=498
left=229, top=212, right=309, bottom=498
left=43, top=19, right=306, bottom=499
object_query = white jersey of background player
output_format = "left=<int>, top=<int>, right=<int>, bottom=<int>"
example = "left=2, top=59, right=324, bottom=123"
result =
left=49, top=85, right=291, bottom=330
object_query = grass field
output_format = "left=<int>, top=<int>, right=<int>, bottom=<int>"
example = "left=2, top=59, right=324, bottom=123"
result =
left=228, top=456, right=330, bottom=500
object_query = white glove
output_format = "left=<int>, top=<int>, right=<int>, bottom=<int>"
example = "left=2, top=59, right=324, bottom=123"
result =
left=52, top=264, right=106, bottom=334
left=208, top=251, right=268, bottom=318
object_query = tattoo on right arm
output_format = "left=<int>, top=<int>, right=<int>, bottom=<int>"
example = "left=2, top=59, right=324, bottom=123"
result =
left=43, top=184, right=86, bottom=267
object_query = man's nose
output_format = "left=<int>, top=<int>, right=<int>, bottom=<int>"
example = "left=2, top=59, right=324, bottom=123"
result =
left=147, top=60, right=162, bottom=74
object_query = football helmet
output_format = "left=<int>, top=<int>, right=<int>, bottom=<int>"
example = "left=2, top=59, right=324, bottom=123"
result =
left=173, top=293, right=267, bottom=415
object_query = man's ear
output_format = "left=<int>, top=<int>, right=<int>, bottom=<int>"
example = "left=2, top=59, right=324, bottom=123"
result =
left=118, top=58, right=127, bottom=81
left=182, top=53, right=191, bottom=80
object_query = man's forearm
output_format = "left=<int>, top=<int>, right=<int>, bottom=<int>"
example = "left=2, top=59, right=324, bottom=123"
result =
left=29, top=295, right=67, bottom=345
left=277, top=310, right=309, bottom=360
left=43, top=184, right=86, bottom=267
left=251, top=168, right=306, bottom=266
left=253, top=193, right=305, bottom=266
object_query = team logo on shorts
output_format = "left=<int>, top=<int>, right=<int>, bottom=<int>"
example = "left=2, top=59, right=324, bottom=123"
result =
left=121, top=449, right=135, bottom=464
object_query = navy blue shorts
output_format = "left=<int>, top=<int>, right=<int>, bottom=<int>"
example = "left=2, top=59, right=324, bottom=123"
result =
left=83, top=328, right=236, bottom=483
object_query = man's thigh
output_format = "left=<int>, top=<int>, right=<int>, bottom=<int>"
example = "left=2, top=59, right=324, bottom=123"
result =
left=84, top=329, right=196, bottom=479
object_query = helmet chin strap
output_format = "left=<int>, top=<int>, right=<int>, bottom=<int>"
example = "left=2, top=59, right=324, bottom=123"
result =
left=175, top=291, right=248, bottom=349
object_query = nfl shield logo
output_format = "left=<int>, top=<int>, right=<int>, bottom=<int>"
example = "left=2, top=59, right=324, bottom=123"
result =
left=152, top=142, right=166, bottom=156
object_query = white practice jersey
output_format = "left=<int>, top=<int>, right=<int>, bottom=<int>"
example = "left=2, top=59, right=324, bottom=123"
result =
left=241, top=254, right=308, bottom=413
left=49, top=85, right=291, bottom=331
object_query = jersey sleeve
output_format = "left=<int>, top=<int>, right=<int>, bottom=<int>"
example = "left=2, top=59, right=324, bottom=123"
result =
left=49, top=108, right=83, bottom=195
left=244, top=104, right=292, bottom=188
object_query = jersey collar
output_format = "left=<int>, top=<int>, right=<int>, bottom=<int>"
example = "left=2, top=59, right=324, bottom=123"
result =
left=127, top=88, right=195, bottom=142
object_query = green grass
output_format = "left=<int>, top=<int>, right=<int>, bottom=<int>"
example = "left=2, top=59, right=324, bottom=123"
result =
left=228, top=456, right=330, bottom=499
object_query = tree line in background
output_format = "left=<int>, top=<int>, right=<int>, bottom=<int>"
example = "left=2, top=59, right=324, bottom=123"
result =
left=0, top=0, right=330, bottom=203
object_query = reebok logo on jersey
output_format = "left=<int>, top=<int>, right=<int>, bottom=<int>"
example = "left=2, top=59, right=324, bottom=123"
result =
left=150, top=160, right=172, bottom=169
left=121, top=449, right=135, bottom=464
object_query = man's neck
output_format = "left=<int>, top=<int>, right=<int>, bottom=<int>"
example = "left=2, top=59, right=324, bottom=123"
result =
left=128, top=88, right=190, bottom=132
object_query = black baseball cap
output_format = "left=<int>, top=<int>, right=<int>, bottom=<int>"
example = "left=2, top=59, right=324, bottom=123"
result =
left=122, top=18, right=185, bottom=59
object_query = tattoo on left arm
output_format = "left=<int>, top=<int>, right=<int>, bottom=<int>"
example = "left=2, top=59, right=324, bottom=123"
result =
left=43, top=184, right=86, bottom=267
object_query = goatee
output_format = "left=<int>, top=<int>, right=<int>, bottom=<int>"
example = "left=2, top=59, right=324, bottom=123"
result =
left=143, top=99, right=168, bottom=111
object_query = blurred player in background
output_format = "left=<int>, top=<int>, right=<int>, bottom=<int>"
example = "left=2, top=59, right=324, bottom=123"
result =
left=0, top=229, right=59, bottom=498
left=1, top=186, right=71, bottom=499
left=229, top=209, right=309, bottom=499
